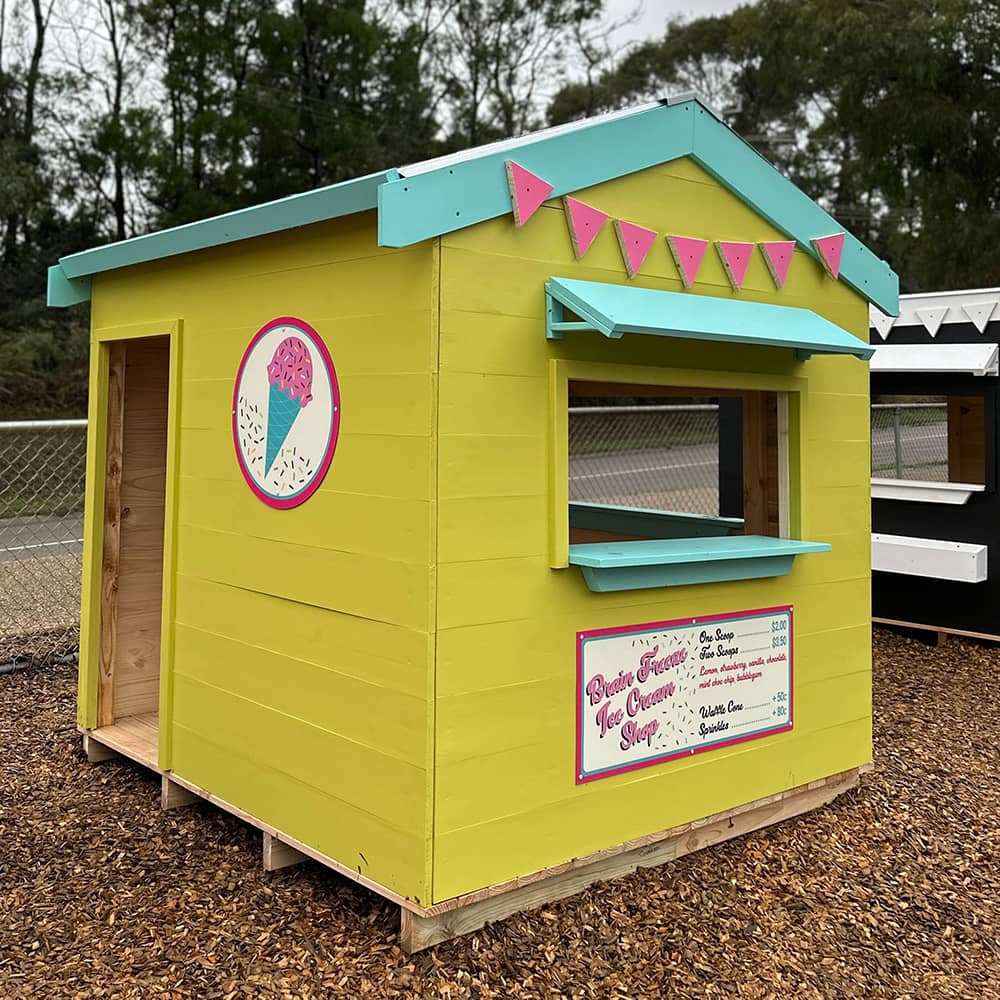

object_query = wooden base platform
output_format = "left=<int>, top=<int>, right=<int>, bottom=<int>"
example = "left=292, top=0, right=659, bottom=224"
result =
left=79, top=724, right=867, bottom=953
left=873, top=616, right=1000, bottom=645
left=85, top=712, right=159, bottom=767
left=401, top=765, right=867, bottom=951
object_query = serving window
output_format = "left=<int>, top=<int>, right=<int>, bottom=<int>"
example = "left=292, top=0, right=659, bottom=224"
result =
left=567, top=382, right=783, bottom=545
left=551, top=369, right=828, bottom=593
left=870, top=393, right=992, bottom=505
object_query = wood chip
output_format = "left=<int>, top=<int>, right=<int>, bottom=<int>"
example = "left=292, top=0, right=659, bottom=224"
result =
left=0, top=629, right=997, bottom=997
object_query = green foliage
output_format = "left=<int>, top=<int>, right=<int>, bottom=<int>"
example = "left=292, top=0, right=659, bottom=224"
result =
left=549, top=0, right=1000, bottom=293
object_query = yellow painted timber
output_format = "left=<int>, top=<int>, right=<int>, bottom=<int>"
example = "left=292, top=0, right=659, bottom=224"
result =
left=81, top=211, right=437, bottom=904
left=180, top=476, right=434, bottom=565
left=172, top=626, right=426, bottom=766
left=176, top=523, right=432, bottom=631
left=433, top=157, right=873, bottom=903
left=430, top=717, right=872, bottom=901
left=169, top=723, right=428, bottom=903
left=174, top=575, right=430, bottom=698
left=178, top=427, right=435, bottom=501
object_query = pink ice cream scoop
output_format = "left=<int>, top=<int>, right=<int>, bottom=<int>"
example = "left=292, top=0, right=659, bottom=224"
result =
left=265, top=337, right=314, bottom=474
left=266, top=336, right=314, bottom=407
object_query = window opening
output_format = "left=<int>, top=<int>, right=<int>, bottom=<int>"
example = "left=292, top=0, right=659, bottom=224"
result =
left=567, top=383, right=781, bottom=544
left=871, top=394, right=985, bottom=484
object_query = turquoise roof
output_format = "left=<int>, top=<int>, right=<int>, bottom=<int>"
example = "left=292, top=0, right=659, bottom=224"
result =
left=546, top=276, right=875, bottom=361
left=48, top=95, right=898, bottom=315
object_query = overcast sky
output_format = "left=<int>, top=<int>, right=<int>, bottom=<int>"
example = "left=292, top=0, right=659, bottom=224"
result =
left=606, top=0, right=753, bottom=46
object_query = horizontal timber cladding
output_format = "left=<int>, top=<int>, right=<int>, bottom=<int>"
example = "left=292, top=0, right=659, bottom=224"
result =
left=870, top=369, right=999, bottom=635
left=432, top=159, right=873, bottom=902
left=89, top=212, right=438, bottom=904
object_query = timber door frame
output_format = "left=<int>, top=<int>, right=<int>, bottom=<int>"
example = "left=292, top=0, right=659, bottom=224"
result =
left=79, top=319, right=182, bottom=770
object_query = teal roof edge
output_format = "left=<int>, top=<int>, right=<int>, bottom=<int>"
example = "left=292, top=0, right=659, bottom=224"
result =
left=47, top=96, right=898, bottom=317
left=47, top=265, right=91, bottom=307
left=376, top=102, right=695, bottom=252
left=378, top=100, right=897, bottom=315
left=48, top=168, right=395, bottom=304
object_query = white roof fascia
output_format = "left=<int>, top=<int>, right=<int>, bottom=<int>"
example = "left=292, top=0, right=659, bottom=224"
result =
left=871, top=287, right=1000, bottom=334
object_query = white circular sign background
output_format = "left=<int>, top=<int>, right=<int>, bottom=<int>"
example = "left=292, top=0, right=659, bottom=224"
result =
left=232, top=317, right=340, bottom=508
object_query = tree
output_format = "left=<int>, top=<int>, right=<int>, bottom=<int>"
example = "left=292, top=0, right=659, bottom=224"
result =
left=548, top=0, right=1000, bottom=292
left=399, top=0, right=605, bottom=150
left=246, top=0, right=436, bottom=200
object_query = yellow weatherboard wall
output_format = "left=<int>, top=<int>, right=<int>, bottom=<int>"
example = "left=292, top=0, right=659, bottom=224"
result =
left=82, top=211, right=438, bottom=904
left=433, top=157, right=871, bottom=902
left=73, top=134, right=879, bottom=923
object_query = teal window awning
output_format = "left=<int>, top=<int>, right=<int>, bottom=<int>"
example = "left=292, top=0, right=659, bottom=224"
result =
left=545, top=276, right=873, bottom=361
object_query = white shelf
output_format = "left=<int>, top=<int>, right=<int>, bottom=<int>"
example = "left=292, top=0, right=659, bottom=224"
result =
left=872, top=533, right=987, bottom=583
left=871, top=478, right=986, bottom=505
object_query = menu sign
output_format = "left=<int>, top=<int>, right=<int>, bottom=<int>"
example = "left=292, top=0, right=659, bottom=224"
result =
left=576, top=606, right=793, bottom=783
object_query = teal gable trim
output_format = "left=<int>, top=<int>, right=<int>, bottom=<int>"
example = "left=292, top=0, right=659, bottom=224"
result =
left=47, top=265, right=92, bottom=307
left=57, top=169, right=394, bottom=282
left=689, top=106, right=898, bottom=317
left=569, top=535, right=831, bottom=593
left=377, top=103, right=694, bottom=249
left=545, top=277, right=875, bottom=361
left=47, top=95, right=899, bottom=317
left=378, top=98, right=896, bottom=316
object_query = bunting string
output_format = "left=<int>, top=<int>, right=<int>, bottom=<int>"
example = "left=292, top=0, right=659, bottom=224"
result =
left=504, top=158, right=845, bottom=292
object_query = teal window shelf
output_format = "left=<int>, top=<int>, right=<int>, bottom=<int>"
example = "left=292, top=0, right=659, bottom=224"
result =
left=569, top=535, right=831, bottom=592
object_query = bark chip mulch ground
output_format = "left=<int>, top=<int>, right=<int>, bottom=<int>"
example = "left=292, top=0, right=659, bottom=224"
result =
left=1, top=628, right=997, bottom=998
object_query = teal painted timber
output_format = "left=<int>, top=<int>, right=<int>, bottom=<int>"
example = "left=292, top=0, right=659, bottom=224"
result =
left=377, top=103, right=695, bottom=250
left=57, top=170, right=395, bottom=282
left=47, top=265, right=92, bottom=307
left=569, top=502, right=744, bottom=539
left=569, top=535, right=831, bottom=592
left=546, top=277, right=875, bottom=361
left=46, top=95, right=899, bottom=317
left=690, top=106, right=898, bottom=316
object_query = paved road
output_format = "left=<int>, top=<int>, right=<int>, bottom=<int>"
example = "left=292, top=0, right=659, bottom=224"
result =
left=0, top=513, right=84, bottom=563
left=0, top=424, right=949, bottom=559
left=570, top=422, right=948, bottom=508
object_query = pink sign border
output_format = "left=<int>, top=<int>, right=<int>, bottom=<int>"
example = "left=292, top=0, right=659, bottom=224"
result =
left=232, top=316, right=341, bottom=510
left=575, top=605, right=794, bottom=784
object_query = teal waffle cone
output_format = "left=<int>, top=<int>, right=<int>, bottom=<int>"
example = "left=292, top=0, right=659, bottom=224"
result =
left=265, top=382, right=302, bottom=474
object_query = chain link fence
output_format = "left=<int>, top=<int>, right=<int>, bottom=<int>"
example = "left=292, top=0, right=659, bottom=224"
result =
left=871, top=399, right=948, bottom=481
left=0, top=420, right=88, bottom=666
left=569, top=403, right=720, bottom=514
left=0, top=402, right=951, bottom=663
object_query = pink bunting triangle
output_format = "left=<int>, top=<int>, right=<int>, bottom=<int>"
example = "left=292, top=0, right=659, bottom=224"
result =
left=505, top=160, right=553, bottom=227
left=563, top=197, right=608, bottom=258
left=715, top=241, right=754, bottom=291
left=812, top=233, right=845, bottom=279
left=759, top=240, right=795, bottom=289
left=666, top=235, right=708, bottom=289
left=614, top=220, right=657, bottom=278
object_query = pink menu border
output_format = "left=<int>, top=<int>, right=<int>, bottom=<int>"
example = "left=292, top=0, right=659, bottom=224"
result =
left=232, top=316, right=341, bottom=510
left=575, top=605, right=794, bottom=784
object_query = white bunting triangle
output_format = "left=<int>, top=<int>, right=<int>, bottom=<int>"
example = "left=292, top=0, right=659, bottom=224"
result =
left=870, top=309, right=896, bottom=340
left=961, top=300, right=998, bottom=333
left=915, top=306, right=950, bottom=338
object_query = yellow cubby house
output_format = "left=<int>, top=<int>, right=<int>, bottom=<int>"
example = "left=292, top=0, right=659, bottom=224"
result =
left=50, top=96, right=898, bottom=951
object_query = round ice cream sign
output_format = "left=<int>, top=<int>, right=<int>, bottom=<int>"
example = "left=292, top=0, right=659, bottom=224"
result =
left=232, top=317, right=340, bottom=508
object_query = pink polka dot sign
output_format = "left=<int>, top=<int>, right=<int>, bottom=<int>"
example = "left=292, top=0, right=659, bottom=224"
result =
left=232, top=317, right=340, bottom=509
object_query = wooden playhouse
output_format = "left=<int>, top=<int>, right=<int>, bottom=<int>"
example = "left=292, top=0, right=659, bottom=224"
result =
left=49, top=96, right=898, bottom=950
left=869, top=288, right=998, bottom=640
